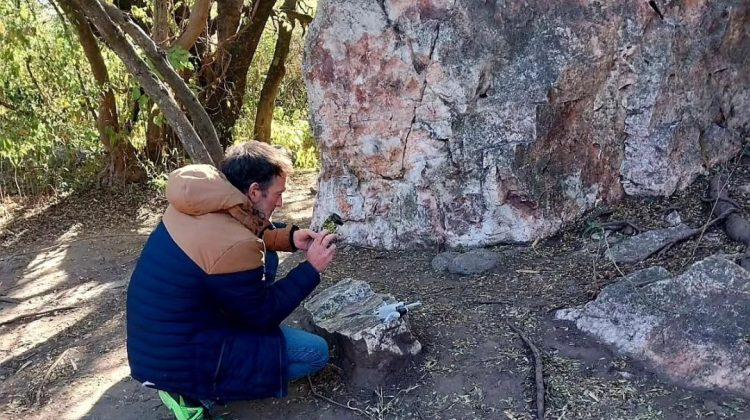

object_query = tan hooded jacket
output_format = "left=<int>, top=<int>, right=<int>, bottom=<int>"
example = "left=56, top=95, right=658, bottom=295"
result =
left=162, top=164, right=296, bottom=275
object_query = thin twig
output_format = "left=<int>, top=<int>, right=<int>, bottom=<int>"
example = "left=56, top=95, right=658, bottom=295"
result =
left=507, top=323, right=545, bottom=420
left=24, top=58, right=48, bottom=106
left=0, top=305, right=80, bottom=328
left=655, top=208, right=736, bottom=258
left=700, top=195, right=742, bottom=209
left=415, top=407, right=427, bottom=420
left=35, top=348, right=77, bottom=405
left=307, top=376, right=371, bottom=418
left=600, top=228, right=627, bottom=278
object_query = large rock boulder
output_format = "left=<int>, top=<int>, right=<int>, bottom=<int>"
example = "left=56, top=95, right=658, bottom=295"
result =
left=304, top=0, right=749, bottom=249
left=556, top=257, right=750, bottom=397
left=303, top=279, right=422, bottom=386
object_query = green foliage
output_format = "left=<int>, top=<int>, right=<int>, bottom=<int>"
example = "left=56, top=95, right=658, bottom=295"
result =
left=0, top=0, right=108, bottom=195
left=583, top=220, right=603, bottom=238
left=270, top=107, right=318, bottom=169
left=167, top=47, right=193, bottom=72
left=322, top=213, right=343, bottom=233
left=1, top=0, right=319, bottom=196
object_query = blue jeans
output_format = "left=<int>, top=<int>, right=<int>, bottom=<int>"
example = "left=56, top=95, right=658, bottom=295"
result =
left=282, top=326, right=329, bottom=381
left=200, top=327, right=328, bottom=408
left=268, top=250, right=328, bottom=380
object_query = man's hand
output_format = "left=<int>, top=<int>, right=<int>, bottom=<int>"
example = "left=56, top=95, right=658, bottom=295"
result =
left=306, top=232, right=337, bottom=273
left=293, top=228, right=318, bottom=251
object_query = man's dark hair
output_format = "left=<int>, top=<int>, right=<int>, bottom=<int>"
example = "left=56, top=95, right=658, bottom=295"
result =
left=220, top=141, right=294, bottom=194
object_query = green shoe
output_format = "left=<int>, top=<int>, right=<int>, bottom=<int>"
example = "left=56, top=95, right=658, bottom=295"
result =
left=158, top=390, right=207, bottom=420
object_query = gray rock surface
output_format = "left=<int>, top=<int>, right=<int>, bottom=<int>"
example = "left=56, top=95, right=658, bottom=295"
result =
left=556, top=257, right=750, bottom=397
left=304, top=0, right=749, bottom=249
left=605, top=224, right=694, bottom=264
left=700, top=123, right=744, bottom=168
left=664, top=210, right=683, bottom=228
left=303, top=279, right=422, bottom=386
left=431, top=248, right=498, bottom=275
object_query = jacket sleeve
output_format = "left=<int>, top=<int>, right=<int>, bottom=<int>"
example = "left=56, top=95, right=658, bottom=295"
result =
left=262, top=223, right=298, bottom=252
left=204, top=261, right=320, bottom=329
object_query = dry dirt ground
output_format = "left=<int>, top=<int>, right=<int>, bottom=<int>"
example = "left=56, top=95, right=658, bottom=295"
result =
left=1, top=158, right=750, bottom=420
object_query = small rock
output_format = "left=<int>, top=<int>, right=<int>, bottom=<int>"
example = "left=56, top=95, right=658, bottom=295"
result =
left=303, top=279, right=422, bottom=386
left=616, top=371, right=634, bottom=380
left=431, top=251, right=460, bottom=272
left=703, top=400, right=722, bottom=413
left=664, top=210, right=682, bottom=227
left=431, top=249, right=498, bottom=275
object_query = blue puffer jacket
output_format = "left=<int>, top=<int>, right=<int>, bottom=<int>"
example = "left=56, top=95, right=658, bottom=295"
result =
left=126, top=165, right=320, bottom=401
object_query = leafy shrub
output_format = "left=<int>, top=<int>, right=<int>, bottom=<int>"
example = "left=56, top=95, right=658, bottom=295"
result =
left=271, top=107, right=318, bottom=169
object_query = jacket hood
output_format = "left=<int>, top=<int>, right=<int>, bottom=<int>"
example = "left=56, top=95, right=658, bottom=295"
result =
left=166, top=164, right=249, bottom=216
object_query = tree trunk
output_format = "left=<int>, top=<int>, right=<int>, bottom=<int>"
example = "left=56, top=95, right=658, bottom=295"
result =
left=74, top=0, right=216, bottom=165
left=203, top=0, right=275, bottom=147
left=254, top=0, right=296, bottom=143
left=58, top=0, right=143, bottom=183
left=145, top=0, right=172, bottom=162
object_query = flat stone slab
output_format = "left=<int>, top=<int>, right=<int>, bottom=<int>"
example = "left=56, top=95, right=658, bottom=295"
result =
left=432, top=249, right=498, bottom=275
left=605, top=224, right=694, bottom=264
left=557, top=257, right=750, bottom=397
left=303, top=279, right=422, bottom=386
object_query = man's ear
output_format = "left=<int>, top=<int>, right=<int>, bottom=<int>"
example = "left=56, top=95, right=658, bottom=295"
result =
left=247, top=182, right=261, bottom=202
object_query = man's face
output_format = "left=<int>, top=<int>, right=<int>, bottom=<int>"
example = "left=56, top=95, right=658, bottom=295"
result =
left=248, top=174, right=286, bottom=221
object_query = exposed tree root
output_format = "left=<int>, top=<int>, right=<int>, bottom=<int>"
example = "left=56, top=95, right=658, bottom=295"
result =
left=507, top=323, right=545, bottom=420
left=644, top=209, right=737, bottom=260
left=707, top=175, right=750, bottom=270
left=0, top=306, right=80, bottom=328
left=599, top=221, right=642, bottom=235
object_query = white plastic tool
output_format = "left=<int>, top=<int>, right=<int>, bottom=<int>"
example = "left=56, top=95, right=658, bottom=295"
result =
left=375, top=301, right=422, bottom=323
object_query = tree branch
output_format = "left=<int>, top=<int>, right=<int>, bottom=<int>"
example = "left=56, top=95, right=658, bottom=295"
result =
left=204, top=0, right=275, bottom=144
left=73, top=0, right=215, bottom=165
left=0, top=99, right=19, bottom=112
left=24, top=58, right=48, bottom=106
left=101, top=1, right=223, bottom=165
left=172, top=0, right=212, bottom=50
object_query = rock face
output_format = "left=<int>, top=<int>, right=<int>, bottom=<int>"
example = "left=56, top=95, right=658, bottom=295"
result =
left=556, top=257, right=750, bottom=397
left=303, top=279, right=422, bottom=385
left=304, top=0, right=749, bottom=249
